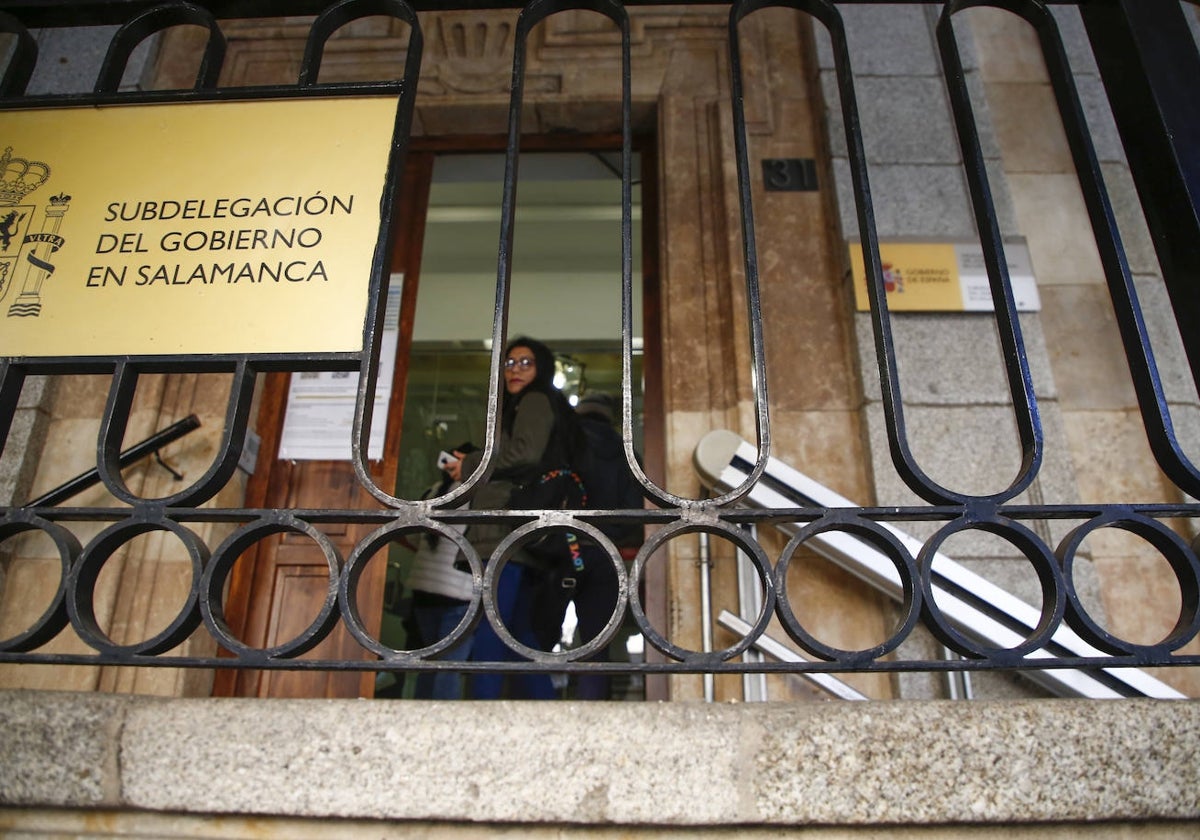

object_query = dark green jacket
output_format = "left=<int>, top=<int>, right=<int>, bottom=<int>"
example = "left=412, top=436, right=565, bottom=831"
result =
left=459, top=390, right=559, bottom=563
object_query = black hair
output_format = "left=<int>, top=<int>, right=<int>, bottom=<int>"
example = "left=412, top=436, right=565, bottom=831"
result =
left=502, top=336, right=586, bottom=467
left=501, top=336, right=559, bottom=426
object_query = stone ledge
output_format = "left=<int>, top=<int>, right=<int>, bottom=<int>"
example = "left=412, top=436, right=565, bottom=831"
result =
left=1, top=690, right=1198, bottom=826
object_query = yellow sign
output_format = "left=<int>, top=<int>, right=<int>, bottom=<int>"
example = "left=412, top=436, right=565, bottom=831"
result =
left=0, top=96, right=397, bottom=357
left=850, top=240, right=1040, bottom=312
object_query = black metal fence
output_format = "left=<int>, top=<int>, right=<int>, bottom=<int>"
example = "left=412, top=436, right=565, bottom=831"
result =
left=0, top=0, right=1198, bottom=696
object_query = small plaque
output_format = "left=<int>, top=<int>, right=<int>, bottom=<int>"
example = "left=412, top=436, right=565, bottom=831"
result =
left=761, top=158, right=818, bottom=192
left=848, top=239, right=1041, bottom=312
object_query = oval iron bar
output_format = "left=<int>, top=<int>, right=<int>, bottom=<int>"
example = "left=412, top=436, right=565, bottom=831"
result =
left=96, top=359, right=255, bottom=507
left=990, top=0, right=1200, bottom=499
left=341, top=0, right=431, bottom=506
left=300, top=0, right=422, bottom=86
left=94, top=1, right=225, bottom=94
left=805, top=0, right=966, bottom=504
left=933, top=0, right=1043, bottom=504
left=418, top=0, right=635, bottom=513
left=625, top=0, right=777, bottom=510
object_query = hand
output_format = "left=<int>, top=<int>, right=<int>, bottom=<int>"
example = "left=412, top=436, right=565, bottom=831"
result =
left=445, top=451, right=464, bottom=481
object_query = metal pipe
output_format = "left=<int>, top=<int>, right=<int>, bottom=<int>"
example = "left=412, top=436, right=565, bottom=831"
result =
left=25, top=414, right=202, bottom=507
left=941, top=645, right=973, bottom=701
left=737, top=524, right=767, bottom=702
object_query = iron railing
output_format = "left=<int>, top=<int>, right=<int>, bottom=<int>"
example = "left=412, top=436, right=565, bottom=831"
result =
left=0, top=0, right=1198, bottom=695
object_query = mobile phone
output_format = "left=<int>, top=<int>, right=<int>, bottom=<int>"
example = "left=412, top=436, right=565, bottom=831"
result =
left=437, top=450, right=457, bottom=470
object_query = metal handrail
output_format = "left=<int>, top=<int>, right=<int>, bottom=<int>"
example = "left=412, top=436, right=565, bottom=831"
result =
left=24, top=414, right=202, bottom=507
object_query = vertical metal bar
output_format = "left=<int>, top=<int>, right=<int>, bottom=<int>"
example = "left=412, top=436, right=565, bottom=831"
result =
left=95, top=360, right=140, bottom=503
left=719, top=0, right=775, bottom=502
left=1079, top=0, right=1200, bottom=392
left=0, top=361, right=24, bottom=465
left=1013, top=0, right=1200, bottom=498
left=941, top=645, right=972, bottom=701
left=346, top=0, right=426, bottom=508
left=0, top=11, right=37, bottom=96
left=937, top=3, right=1042, bottom=504
left=698, top=529, right=715, bottom=702
left=757, top=0, right=972, bottom=505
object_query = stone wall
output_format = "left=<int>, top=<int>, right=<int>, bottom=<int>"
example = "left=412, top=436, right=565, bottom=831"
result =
left=2, top=690, right=1200, bottom=831
left=815, top=3, right=1200, bottom=700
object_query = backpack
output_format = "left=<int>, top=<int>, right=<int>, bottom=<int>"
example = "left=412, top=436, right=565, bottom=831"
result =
left=527, top=413, right=644, bottom=650
left=573, top=414, right=645, bottom=547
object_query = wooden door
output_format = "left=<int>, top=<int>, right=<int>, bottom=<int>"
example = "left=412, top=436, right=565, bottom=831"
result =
left=214, top=153, right=433, bottom=698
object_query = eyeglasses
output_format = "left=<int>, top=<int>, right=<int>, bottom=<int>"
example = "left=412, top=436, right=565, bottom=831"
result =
left=504, top=357, right=536, bottom=370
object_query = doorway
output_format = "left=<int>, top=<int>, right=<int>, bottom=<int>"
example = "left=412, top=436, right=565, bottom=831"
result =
left=381, top=150, right=649, bottom=700
left=220, top=144, right=659, bottom=700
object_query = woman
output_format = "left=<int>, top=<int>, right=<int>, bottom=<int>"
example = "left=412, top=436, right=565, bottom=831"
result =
left=445, top=336, right=581, bottom=699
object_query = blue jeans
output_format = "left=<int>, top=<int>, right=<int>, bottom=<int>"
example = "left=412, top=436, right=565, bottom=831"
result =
left=469, top=562, right=556, bottom=700
left=413, top=600, right=473, bottom=700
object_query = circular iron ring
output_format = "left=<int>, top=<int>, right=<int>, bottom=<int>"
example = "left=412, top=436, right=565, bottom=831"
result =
left=918, top=515, right=1065, bottom=662
left=484, top=517, right=628, bottom=663
left=67, top=516, right=208, bottom=656
left=628, top=517, right=776, bottom=665
left=201, top=515, right=340, bottom=660
left=0, top=512, right=80, bottom=652
left=1058, top=511, right=1200, bottom=657
left=774, top=514, right=921, bottom=664
left=339, top=519, right=483, bottom=660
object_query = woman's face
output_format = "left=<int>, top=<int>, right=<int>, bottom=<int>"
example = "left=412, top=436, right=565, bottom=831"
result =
left=504, top=345, right=538, bottom=395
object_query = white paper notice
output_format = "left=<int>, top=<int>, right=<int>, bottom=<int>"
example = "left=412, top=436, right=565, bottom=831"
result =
left=277, top=277, right=401, bottom=460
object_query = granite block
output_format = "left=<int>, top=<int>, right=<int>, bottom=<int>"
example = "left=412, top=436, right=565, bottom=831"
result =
left=852, top=310, right=1056, bottom=407
left=0, top=690, right=125, bottom=806
left=814, top=5, right=939, bottom=77
left=29, top=26, right=119, bottom=95
left=6, top=691, right=1199, bottom=825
